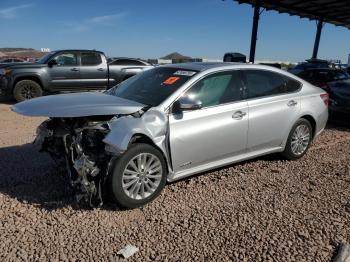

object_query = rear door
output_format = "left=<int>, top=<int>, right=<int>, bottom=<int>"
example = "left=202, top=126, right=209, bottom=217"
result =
left=79, top=52, right=108, bottom=90
left=47, top=51, right=81, bottom=90
left=241, top=69, right=302, bottom=152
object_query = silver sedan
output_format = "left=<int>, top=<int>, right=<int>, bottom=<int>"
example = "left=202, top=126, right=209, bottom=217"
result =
left=13, top=63, right=329, bottom=208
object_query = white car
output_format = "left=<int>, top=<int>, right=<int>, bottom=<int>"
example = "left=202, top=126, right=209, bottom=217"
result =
left=12, top=63, right=329, bottom=208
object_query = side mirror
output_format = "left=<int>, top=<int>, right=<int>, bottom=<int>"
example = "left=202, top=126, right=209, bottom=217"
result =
left=48, top=59, right=57, bottom=67
left=173, top=96, right=202, bottom=113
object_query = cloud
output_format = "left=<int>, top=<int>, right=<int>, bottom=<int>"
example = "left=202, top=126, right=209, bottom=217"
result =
left=60, top=12, right=128, bottom=32
left=0, top=4, right=32, bottom=19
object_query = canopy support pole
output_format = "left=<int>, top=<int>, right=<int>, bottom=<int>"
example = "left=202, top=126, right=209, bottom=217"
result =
left=312, top=18, right=324, bottom=59
left=249, top=2, right=260, bottom=63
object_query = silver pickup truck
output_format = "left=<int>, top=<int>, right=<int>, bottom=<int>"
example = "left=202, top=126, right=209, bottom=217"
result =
left=0, top=49, right=153, bottom=101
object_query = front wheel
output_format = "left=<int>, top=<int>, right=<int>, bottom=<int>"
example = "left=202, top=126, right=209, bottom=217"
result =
left=109, top=143, right=167, bottom=208
left=13, top=80, right=43, bottom=102
left=282, top=119, right=313, bottom=160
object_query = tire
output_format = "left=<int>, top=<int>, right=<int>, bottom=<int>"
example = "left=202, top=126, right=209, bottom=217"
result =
left=109, top=143, right=167, bottom=208
left=282, top=118, right=313, bottom=160
left=13, top=80, right=43, bottom=102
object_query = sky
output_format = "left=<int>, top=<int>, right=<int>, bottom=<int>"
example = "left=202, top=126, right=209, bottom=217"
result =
left=1, top=0, right=350, bottom=62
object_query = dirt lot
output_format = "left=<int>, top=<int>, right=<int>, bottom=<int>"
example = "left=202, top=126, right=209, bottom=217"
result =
left=0, top=103, right=349, bottom=261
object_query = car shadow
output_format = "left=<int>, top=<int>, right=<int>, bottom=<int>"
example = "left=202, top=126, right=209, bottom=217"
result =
left=0, top=143, right=79, bottom=210
left=0, top=96, right=16, bottom=105
left=0, top=142, right=126, bottom=211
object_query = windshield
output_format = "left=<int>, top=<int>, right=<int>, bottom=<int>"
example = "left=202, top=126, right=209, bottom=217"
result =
left=107, top=67, right=198, bottom=106
left=36, top=52, right=55, bottom=64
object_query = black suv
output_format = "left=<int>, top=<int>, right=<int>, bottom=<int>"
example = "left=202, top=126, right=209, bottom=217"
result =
left=295, top=68, right=349, bottom=89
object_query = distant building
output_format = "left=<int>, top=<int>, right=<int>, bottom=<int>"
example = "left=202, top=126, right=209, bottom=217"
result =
left=148, top=59, right=172, bottom=65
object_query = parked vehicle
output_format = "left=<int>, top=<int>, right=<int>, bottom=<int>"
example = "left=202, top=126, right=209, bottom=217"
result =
left=288, top=58, right=332, bottom=75
left=294, top=68, right=349, bottom=89
left=223, top=52, right=246, bottom=63
left=0, top=58, right=26, bottom=63
left=108, top=57, right=151, bottom=67
left=327, top=80, right=350, bottom=121
left=0, top=50, right=153, bottom=102
left=12, top=63, right=328, bottom=208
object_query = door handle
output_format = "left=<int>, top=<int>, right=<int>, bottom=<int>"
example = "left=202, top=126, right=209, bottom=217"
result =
left=287, top=100, right=298, bottom=107
left=232, top=111, right=247, bottom=120
left=97, top=68, right=105, bottom=71
left=71, top=68, right=79, bottom=72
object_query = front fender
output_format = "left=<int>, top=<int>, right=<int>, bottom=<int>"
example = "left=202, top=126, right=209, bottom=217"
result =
left=12, top=72, right=47, bottom=89
left=103, top=108, right=169, bottom=157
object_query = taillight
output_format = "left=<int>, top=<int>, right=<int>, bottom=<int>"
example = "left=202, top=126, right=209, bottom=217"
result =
left=320, top=93, right=329, bottom=107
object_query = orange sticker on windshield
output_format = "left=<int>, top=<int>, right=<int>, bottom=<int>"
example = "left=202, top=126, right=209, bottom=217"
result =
left=163, top=76, right=180, bottom=85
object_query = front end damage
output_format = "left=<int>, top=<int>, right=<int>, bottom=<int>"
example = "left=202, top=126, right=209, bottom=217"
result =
left=34, top=107, right=171, bottom=207
left=36, top=116, right=114, bottom=207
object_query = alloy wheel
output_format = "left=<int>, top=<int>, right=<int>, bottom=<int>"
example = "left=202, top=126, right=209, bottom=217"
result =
left=122, top=153, right=162, bottom=200
left=20, top=85, right=39, bottom=99
left=290, top=124, right=311, bottom=155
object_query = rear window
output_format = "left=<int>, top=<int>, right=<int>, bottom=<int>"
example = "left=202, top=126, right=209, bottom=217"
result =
left=243, top=70, right=301, bottom=99
left=107, top=67, right=198, bottom=106
left=81, top=52, right=102, bottom=66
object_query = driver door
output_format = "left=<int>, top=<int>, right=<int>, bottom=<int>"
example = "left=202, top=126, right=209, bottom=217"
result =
left=168, top=70, right=248, bottom=173
left=47, top=52, right=81, bottom=90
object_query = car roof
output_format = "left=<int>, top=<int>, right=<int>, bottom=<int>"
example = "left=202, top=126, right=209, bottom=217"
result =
left=159, top=62, right=283, bottom=72
left=52, top=49, right=104, bottom=54
left=160, top=62, right=248, bottom=71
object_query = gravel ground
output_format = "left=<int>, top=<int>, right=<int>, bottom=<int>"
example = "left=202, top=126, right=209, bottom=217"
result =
left=0, top=102, right=350, bottom=261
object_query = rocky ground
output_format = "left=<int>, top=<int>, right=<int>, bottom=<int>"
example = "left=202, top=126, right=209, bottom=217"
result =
left=0, top=102, right=349, bottom=261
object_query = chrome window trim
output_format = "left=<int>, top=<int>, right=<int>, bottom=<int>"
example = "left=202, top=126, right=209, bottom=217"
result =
left=167, top=67, right=303, bottom=114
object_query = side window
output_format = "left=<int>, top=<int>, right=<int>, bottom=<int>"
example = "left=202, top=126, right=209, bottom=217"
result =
left=284, top=75, right=301, bottom=92
left=52, top=53, right=77, bottom=66
left=111, top=59, right=145, bottom=66
left=183, top=71, right=243, bottom=108
left=243, top=70, right=300, bottom=99
left=81, top=53, right=102, bottom=66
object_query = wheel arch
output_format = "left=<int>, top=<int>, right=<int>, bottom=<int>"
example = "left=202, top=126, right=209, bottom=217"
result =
left=299, top=114, right=317, bottom=139
left=128, top=133, right=170, bottom=173
left=13, top=75, right=44, bottom=89
left=122, top=74, right=135, bottom=81
left=281, top=114, right=317, bottom=149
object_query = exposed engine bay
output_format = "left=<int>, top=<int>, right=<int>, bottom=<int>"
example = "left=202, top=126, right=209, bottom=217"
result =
left=33, top=103, right=171, bottom=208
left=36, top=115, right=115, bottom=207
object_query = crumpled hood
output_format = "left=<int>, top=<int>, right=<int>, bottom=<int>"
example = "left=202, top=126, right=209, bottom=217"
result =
left=12, top=92, right=146, bottom=117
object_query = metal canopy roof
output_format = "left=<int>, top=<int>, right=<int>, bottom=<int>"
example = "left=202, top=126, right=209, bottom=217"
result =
left=235, top=0, right=350, bottom=29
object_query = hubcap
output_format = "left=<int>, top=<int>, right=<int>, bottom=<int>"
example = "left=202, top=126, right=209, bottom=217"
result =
left=291, top=124, right=310, bottom=155
left=122, top=153, right=162, bottom=200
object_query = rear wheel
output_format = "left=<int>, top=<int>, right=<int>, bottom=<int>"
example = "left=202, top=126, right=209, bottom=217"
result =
left=109, top=143, right=167, bottom=208
left=13, top=80, right=43, bottom=102
left=282, top=118, right=313, bottom=160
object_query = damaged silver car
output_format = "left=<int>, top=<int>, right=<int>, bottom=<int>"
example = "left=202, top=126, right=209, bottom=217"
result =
left=12, top=63, right=329, bottom=208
